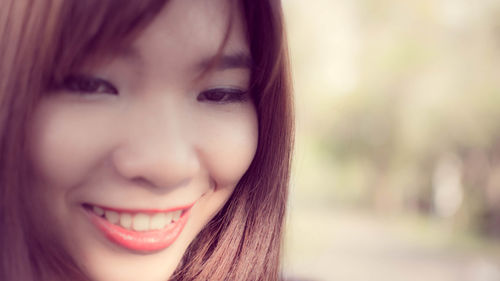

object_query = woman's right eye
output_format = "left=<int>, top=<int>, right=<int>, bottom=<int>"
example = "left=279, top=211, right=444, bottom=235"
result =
left=61, top=75, right=118, bottom=95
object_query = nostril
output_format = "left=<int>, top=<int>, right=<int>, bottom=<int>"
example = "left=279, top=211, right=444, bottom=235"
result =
left=129, top=176, right=192, bottom=193
left=131, top=176, right=154, bottom=187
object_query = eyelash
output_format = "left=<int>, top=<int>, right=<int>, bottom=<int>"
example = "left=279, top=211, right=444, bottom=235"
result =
left=61, top=75, right=118, bottom=95
left=197, top=88, right=248, bottom=103
left=60, top=75, right=248, bottom=104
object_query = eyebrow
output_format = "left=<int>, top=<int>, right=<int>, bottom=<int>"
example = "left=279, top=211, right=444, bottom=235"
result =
left=198, top=52, right=253, bottom=71
left=115, top=46, right=252, bottom=71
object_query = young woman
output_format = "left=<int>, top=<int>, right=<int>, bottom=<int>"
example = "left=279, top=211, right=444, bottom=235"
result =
left=0, top=0, right=293, bottom=280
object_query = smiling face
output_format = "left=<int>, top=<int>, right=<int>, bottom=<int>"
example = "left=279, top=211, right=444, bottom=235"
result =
left=28, top=0, right=257, bottom=280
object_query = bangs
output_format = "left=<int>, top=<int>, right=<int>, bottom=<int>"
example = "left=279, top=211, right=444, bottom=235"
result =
left=49, top=0, right=244, bottom=96
left=50, top=0, right=169, bottom=86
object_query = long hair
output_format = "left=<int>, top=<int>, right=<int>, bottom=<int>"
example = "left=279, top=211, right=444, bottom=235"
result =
left=0, top=1, right=293, bottom=280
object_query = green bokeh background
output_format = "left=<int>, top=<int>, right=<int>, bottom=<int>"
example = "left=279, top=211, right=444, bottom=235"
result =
left=283, top=0, right=500, bottom=280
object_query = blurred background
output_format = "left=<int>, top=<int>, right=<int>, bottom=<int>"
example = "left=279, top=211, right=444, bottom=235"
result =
left=282, top=0, right=500, bottom=280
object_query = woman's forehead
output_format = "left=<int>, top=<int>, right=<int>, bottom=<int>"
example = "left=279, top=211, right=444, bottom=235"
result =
left=121, top=0, right=250, bottom=73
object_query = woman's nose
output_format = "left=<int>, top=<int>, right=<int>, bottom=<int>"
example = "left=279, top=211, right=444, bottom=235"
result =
left=111, top=102, right=200, bottom=191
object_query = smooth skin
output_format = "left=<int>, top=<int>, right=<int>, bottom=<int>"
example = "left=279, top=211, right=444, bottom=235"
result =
left=28, top=0, right=257, bottom=280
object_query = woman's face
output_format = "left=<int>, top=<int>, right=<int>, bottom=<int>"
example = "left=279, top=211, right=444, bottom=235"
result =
left=28, top=0, right=257, bottom=280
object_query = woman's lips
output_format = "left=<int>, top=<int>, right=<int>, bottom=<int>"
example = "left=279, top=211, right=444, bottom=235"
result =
left=83, top=203, right=193, bottom=252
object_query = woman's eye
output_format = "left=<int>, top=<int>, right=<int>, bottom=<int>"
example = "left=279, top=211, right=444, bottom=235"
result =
left=61, top=75, right=118, bottom=95
left=197, top=88, right=248, bottom=104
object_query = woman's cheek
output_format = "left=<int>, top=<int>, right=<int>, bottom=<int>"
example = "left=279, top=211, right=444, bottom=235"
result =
left=29, top=99, right=120, bottom=187
left=194, top=106, right=258, bottom=188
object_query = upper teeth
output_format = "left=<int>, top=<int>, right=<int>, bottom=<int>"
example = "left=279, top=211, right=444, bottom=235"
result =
left=92, top=206, right=182, bottom=232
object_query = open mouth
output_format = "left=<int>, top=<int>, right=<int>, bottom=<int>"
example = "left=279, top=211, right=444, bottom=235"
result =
left=82, top=203, right=193, bottom=252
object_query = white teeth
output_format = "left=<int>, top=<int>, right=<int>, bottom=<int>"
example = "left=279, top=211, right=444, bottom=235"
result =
left=150, top=213, right=167, bottom=230
left=164, top=211, right=173, bottom=224
left=93, top=206, right=104, bottom=216
left=120, top=213, right=132, bottom=230
left=104, top=210, right=119, bottom=224
left=133, top=213, right=149, bottom=231
left=96, top=205, right=184, bottom=231
left=172, top=210, right=182, bottom=222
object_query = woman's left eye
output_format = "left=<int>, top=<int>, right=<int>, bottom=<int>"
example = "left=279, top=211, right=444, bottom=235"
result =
left=61, top=75, right=118, bottom=95
left=197, top=88, right=248, bottom=104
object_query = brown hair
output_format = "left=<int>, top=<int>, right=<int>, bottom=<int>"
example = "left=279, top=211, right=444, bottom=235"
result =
left=0, top=1, right=293, bottom=280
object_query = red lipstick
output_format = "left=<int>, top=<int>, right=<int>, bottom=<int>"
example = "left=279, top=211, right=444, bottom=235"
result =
left=84, top=204, right=192, bottom=252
